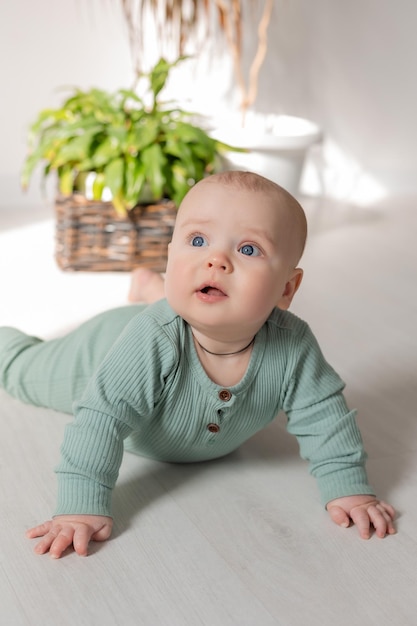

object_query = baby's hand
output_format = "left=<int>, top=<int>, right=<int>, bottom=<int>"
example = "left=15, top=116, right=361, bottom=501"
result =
left=326, top=495, right=396, bottom=539
left=26, top=515, right=113, bottom=558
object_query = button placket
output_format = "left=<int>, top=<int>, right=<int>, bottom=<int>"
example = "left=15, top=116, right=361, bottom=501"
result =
left=206, top=389, right=233, bottom=437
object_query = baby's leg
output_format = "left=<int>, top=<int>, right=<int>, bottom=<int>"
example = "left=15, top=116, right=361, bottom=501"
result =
left=0, top=328, right=44, bottom=403
left=0, top=305, right=144, bottom=413
left=0, top=327, right=57, bottom=408
left=128, top=268, right=165, bottom=304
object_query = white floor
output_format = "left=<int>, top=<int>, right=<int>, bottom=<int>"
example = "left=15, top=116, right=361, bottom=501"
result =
left=1, top=195, right=417, bottom=626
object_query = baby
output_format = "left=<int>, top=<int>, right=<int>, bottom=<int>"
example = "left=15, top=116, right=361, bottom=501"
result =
left=0, top=171, right=395, bottom=558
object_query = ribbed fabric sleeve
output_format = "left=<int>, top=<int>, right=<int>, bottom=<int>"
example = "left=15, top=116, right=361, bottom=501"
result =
left=282, top=323, right=373, bottom=505
left=54, top=305, right=179, bottom=516
left=56, top=411, right=132, bottom=516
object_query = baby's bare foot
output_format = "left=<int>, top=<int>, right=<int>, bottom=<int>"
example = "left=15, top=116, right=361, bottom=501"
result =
left=128, top=268, right=165, bottom=303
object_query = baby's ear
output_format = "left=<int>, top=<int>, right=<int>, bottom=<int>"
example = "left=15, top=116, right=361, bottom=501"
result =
left=277, top=268, right=303, bottom=310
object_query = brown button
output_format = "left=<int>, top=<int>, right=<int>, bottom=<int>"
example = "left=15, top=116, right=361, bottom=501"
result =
left=218, top=389, right=232, bottom=402
left=207, top=423, right=220, bottom=433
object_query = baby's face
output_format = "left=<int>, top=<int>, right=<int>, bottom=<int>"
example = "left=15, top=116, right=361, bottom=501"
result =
left=164, top=181, right=303, bottom=339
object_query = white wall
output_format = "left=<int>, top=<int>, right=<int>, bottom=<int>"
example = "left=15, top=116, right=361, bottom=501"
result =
left=0, top=0, right=132, bottom=209
left=261, top=0, right=417, bottom=198
left=1, top=0, right=416, bottom=211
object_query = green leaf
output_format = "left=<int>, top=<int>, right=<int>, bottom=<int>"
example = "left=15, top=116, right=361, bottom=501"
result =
left=89, top=135, right=121, bottom=169
left=125, top=157, right=146, bottom=207
left=170, top=162, right=192, bottom=206
left=112, top=192, right=127, bottom=216
left=118, top=89, right=144, bottom=108
left=148, top=58, right=171, bottom=103
left=28, top=109, right=70, bottom=140
left=107, top=125, right=129, bottom=146
left=21, top=152, right=42, bottom=189
left=58, top=165, right=75, bottom=195
left=141, top=144, right=167, bottom=199
left=164, top=135, right=193, bottom=161
left=92, top=172, right=105, bottom=200
left=147, top=56, right=188, bottom=108
left=51, top=132, right=96, bottom=168
left=128, top=118, right=160, bottom=153
left=103, top=157, right=124, bottom=198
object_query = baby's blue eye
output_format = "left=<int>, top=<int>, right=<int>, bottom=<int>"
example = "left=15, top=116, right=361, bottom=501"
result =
left=191, top=235, right=207, bottom=247
left=239, top=244, right=260, bottom=257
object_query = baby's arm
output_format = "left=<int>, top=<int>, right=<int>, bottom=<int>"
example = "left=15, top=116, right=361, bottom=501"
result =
left=26, top=515, right=113, bottom=558
left=326, top=495, right=395, bottom=539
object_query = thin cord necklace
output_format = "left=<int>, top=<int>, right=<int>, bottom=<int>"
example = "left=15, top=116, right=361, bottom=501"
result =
left=194, top=335, right=255, bottom=357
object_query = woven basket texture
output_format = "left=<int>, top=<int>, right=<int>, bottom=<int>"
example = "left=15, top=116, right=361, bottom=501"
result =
left=55, top=194, right=176, bottom=272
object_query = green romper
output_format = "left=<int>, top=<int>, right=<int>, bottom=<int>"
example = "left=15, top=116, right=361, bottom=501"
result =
left=0, top=299, right=374, bottom=517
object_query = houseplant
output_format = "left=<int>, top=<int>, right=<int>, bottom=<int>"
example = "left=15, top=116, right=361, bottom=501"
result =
left=21, top=57, right=230, bottom=272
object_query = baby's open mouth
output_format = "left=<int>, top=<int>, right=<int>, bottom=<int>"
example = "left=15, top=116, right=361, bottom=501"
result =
left=199, top=286, right=227, bottom=297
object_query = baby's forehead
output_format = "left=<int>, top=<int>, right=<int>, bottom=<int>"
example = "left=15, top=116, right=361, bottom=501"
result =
left=176, top=193, right=293, bottom=241
left=181, top=181, right=285, bottom=211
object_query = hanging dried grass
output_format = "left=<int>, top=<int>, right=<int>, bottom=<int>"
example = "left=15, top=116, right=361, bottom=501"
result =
left=120, top=0, right=214, bottom=77
left=118, top=0, right=273, bottom=119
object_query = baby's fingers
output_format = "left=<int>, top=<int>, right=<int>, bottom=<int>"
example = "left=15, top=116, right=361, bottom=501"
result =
left=368, top=502, right=396, bottom=538
left=379, top=501, right=396, bottom=524
left=36, top=525, right=76, bottom=559
left=327, top=505, right=350, bottom=529
left=26, top=521, right=79, bottom=558
left=351, top=502, right=396, bottom=539
left=350, top=506, right=372, bottom=539
left=26, top=520, right=66, bottom=555
left=73, top=524, right=93, bottom=557
left=26, top=520, right=53, bottom=539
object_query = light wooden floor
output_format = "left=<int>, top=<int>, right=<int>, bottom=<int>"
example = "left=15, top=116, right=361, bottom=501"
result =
left=1, top=195, right=417, bottom=626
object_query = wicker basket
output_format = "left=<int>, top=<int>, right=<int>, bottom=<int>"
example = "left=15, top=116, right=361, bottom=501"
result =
left=55, top=194, right=177, bottom=272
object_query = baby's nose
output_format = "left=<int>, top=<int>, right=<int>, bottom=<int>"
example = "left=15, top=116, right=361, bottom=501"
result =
left=206, top=252, right=232, bottom=272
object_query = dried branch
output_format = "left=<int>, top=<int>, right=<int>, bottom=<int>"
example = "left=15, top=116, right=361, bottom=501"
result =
left=245, top=0, right=273, bottom=114
left=213, top=0, right=273, bottom=123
